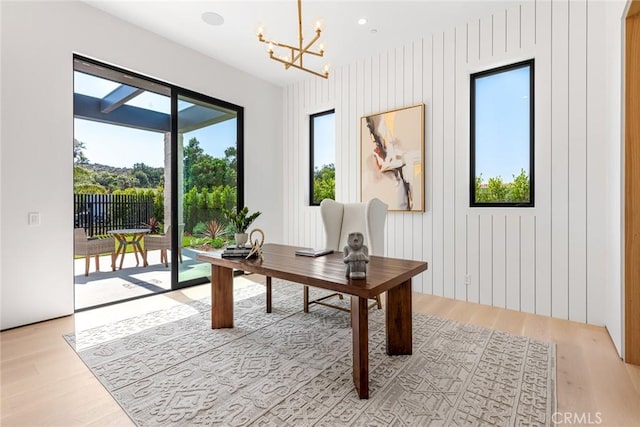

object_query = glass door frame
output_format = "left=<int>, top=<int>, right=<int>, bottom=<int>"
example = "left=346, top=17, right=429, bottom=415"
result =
left=170, top=87, right=245, bottom=290
left=73, top=54, right=244, bottom=296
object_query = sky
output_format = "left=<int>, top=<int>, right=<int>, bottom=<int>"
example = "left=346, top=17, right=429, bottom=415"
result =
left=313, top=112, right=335, bottom=168
left=474, top=65, right=531, bottom=182
left=74, top=72, right=236, bottom=167
left=75, top=119, right=165, bottom=167
left=75, top=118, right=235, bottom=168
left=75, top=67, right=525, bottom=180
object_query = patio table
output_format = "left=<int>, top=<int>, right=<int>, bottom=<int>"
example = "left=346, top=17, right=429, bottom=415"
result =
left=107, top=228, right=151, bottom=270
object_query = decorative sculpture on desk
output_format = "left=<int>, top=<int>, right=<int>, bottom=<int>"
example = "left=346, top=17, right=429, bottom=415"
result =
left=344, top=232, right=369, bottom=279
left=246, top=228, right=265, bottom=261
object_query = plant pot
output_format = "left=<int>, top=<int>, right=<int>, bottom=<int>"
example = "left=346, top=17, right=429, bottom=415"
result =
left=234, top=232, right=248, bottom=247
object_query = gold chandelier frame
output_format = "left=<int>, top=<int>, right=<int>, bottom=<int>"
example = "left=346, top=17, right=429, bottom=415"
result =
left=257, top=0, right=329, bottom=79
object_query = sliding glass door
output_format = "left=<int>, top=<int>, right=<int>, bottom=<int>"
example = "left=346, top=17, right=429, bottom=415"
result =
left=73, top=55, right=243, bottom=305
left=174, top=90, right=243, bottom=287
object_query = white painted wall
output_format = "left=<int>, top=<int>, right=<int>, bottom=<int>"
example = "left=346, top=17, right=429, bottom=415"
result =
left=0, top=1, right=283, bottom=330
left=281, top=0, right=626, bottom=353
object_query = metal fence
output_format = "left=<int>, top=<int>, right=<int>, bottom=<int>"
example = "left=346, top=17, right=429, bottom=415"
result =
left=74, top=194, right=154, bottom=237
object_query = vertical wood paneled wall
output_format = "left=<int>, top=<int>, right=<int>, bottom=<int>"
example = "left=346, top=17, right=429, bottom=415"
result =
left=282, top=0, right=613, bottom=325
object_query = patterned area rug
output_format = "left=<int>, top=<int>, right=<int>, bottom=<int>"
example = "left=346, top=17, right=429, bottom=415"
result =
left=64, top=279, right=556, bottom=426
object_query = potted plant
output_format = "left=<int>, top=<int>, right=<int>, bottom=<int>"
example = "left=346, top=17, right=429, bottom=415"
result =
left=222, top=206, right=261, bottom=247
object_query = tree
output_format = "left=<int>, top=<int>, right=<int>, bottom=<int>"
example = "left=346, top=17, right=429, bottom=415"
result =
left=224, top=146, right=237, bottom=171
left=474, top=170, right=531, bottom=204
left=313, top=164, right=335, bottom=204
left=74, top=183, right=107, bottom=194
left=134, top=170, right=150, bottom=187
left=73, top=139, right=89, bottom=164
left=183, top=137, right=204, bottom=191
left=474, top=174, right=490, bottom=203
left=115, top=174, right=138, bottom=190
left=487, top=176, right=507, bottom=202
left=133, top=162, right=163, bottom=188
left=508, top=169, right=530, bottom=202
left=73, top=166, right=107, bottom=193
left=73, top=165, right=93, bottom=185
left=191, top=156, right=233, bottom=189
left=93, top=171, right=118, bottom=192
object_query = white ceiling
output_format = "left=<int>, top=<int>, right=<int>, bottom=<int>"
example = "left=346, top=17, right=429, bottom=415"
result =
left=86, top=1, right=519, bottom=87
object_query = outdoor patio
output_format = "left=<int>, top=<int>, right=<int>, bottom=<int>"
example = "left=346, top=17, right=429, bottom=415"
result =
left=74, top=247, right=214, bottom=310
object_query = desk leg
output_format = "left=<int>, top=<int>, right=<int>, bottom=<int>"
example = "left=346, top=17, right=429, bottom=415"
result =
left=386, top=279, right=412, bottom=355
left=211, top=265, right=234, bottom=329
left=266, top=276, right=272, bottom=313
left=303, top=286, right=309, bottom=313
left=351, top=296, right=369, bottom=399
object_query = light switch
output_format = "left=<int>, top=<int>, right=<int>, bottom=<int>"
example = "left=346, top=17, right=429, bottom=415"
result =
left=28, top=212, right=40, bottom=226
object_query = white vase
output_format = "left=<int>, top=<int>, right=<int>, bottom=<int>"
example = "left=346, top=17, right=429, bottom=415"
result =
left=234, top=232, right=248, bottom=247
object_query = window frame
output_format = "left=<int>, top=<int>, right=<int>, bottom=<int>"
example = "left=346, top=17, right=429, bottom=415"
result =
left=470, top=59, right=535, bottom=208
left=309, top=109, right=336, bottom=206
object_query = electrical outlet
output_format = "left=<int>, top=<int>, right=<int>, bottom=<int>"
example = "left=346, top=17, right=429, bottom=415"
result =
left=464, top=274, right=471, bottom=285
left=28, top=212, right=40, bottom=226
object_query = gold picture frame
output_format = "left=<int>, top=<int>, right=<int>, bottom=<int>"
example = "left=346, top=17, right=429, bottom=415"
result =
left=360, top=104, right=425, bottom=212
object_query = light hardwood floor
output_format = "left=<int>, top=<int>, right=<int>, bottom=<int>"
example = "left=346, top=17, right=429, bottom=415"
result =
left=2, top=275, right=639, bottom=426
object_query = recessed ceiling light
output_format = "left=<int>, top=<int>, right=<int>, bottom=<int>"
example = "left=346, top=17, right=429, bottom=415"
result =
left=358, top=18, right=367, bottom=25
left=370, top=28, right=378, bottom=34
left=202, top=12, right=224, bottom=26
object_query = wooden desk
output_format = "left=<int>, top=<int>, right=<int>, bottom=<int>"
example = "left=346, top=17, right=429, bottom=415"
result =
left=196, top=243, right=428, bottom=399
left=108, top=228, right=151, bottom=269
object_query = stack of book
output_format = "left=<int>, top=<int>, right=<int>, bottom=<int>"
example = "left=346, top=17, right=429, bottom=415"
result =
left=294, top=248, right=334, bottom=257
left=221, top=246, right=252, bottom=258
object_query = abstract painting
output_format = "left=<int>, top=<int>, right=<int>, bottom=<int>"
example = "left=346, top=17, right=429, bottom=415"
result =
left=360, top=104, right=425, bottom=212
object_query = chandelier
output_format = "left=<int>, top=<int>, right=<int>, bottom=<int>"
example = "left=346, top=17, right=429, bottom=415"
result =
left=257, top=0, right=329, bottom=79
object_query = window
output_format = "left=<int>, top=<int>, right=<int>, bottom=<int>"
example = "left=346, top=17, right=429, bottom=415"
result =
left=310, top=109, right=335, bottom=205
left=470, top=59, right=534, bottom=207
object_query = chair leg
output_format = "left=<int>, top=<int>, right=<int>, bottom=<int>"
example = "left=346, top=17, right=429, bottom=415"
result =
left=163, top=249, right=168, bottom=267
left=178, top=249, right=183, bottom=263
left=302, top=290, right=381, bottom=314
left=303, top=286, right=310, bottom=313
left=84, top=256, right=90, bottom=276
left=111, top=252, right=116, bottom=271
left=95, top=254, right=100, bottom=272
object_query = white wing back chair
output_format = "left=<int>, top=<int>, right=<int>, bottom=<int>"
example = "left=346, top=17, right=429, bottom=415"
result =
left=74, top=228, right=116, bottom=276
left=321, top=198, right=387, bottom=256
left=303, top=198, right=388, bottom=312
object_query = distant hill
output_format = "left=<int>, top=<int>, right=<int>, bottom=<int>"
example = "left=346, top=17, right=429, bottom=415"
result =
left=74, top=162, right=164, bottom=192
left=83, top=163, right=163, bottom=175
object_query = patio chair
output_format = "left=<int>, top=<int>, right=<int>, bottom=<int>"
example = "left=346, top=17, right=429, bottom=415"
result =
left=143, top=225, right=182, bottom=267
left=74, top=228, right=116, bottom=276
